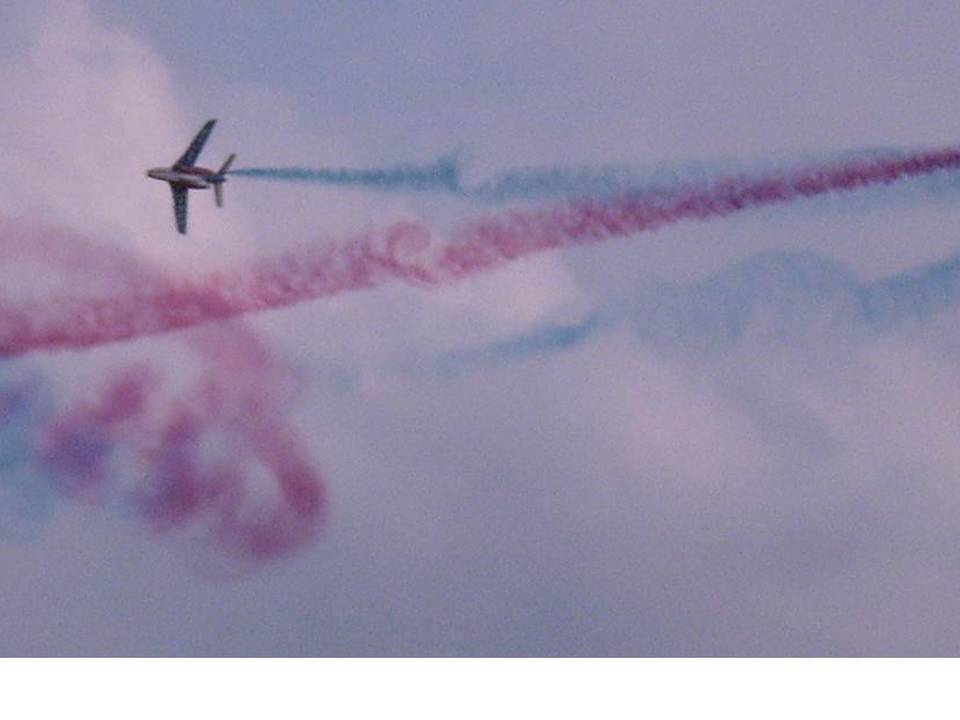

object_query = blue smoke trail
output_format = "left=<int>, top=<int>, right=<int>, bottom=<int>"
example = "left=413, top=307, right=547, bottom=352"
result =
left=230, top=154, right=731, bottom=203
left=231, top=147, right=960, bottom=207
left=426, top=247, right=960, bottom=375
left=230, top=156, right=463, bottom=193
left=467, top=159, right=737, bottom=204
left=0, top=369, right=56, bottom=541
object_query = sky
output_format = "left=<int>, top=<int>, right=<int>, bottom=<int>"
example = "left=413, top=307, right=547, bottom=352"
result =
left=3, top=0, right=960, bottom=655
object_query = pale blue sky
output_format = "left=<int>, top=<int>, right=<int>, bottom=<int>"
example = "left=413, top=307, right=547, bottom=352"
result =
left=3, top=1, right=960, bottom=656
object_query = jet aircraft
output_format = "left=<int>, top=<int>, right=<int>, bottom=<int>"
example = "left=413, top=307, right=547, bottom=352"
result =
left=147, top=119, right=235, bottom=234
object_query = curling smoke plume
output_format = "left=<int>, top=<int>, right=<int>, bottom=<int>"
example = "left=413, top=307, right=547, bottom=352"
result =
left=1, top=231, right=327, bottom=567
left=39, top=337, right=326, bottom=566
left=4, top=146, right=960, bottom=358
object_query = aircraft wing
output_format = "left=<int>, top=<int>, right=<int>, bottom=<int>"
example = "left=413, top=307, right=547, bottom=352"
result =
left=174, top=119, right=216, bottom=169
left=171, top=186, right=188, bottom=234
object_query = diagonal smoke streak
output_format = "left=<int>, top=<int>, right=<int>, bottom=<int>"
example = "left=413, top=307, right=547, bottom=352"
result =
left=4, top=146, right=960, bottom=358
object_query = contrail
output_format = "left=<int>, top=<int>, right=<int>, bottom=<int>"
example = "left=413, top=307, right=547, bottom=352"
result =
left=4, top=146, right=960, bottom=358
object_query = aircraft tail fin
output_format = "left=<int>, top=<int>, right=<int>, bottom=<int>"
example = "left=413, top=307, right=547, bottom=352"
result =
left=212, top=154, right=235, bottom=207
left=218, top=153, right=236, bottom=175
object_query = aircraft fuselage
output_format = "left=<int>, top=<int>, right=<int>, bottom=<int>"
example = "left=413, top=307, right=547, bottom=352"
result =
left=146, top=166, right=221, bottom=189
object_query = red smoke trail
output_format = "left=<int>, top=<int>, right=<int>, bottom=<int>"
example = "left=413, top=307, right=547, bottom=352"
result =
left=38, top=337, right=327, bottom=565
left=4, top=147, right=960, bottom=358
left=3, top=230, right=327, bottom=566
left=3, top=146, right=958, bottom=564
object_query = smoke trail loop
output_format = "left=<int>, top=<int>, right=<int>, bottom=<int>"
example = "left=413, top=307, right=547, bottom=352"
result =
left=1, top=229, right=328, bottom=566
left=5, top=144, right=960, bottom=564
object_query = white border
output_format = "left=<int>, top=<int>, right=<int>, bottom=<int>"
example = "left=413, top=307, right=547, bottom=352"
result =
left=3, top=659, right=959, bottom=720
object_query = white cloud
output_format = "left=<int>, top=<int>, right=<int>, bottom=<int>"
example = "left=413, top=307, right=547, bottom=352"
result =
left=5, top=0, right=960, bottom=656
